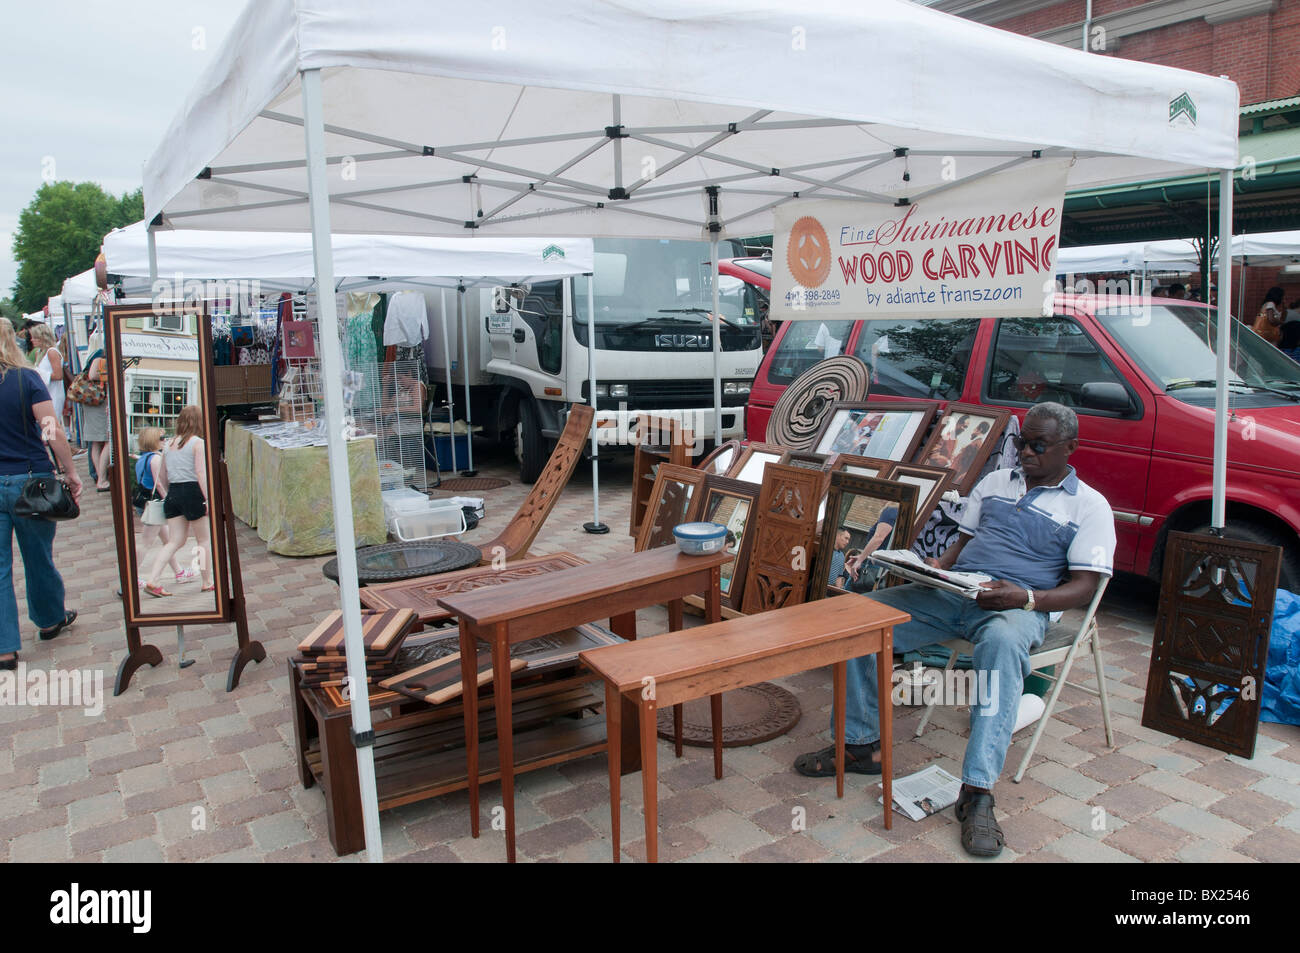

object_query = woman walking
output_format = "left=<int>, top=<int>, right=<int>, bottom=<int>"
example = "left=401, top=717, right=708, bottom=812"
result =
left=143, top=406, right=213, bottom=597
left=132, top=427, right=190, bottom=587
left=0, top=318, right=82, bottom=671
left=30, top=323, right=65, bottom=419
left=80, top=330, right=111, bottom=490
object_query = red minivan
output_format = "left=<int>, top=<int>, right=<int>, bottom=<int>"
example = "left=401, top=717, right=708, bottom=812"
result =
left=746, top=296, right=1300, bottom=589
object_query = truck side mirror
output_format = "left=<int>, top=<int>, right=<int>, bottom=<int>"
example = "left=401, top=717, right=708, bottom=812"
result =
left=492, top=287, right=511, bottom=314
left=1080, top=381, right=1134, bottom=415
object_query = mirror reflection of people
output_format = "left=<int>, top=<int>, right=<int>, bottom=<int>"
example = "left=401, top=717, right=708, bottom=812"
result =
left=0, top=317, right=82, bottom=671
left=828, top=526, right=851, bottom=586
left=131, top=427, right=189, bottom=588
left=143, top=407, right=214, bottom=597
left=81, top=331, right=111, bottom=491
left=795, top=402, right=1115, bottom=860
left=844, top=506, right=898, bottom=591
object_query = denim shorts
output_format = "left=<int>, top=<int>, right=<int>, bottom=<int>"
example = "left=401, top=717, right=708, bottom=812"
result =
left=164, top=482, right=206, bottom=521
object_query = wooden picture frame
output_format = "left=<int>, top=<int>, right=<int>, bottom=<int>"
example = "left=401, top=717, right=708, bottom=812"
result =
left=914, top=402, right=1011, bottom=495
left=812, top=401, right=938, bottom=462
left=887, top=462, right=954, bottom=544
left=687, top=475, right=761, bottom=611
left=829, top=453, right=895, bottom=479
left=810, top=472, right=918, bottom=600
left=628, top=414, right=696, bottom=537
left=696, top=438, right=741, bottom=477
left=778, top=450, right=838, bottom=471
left=726, top=441, right=788, bottom=486
left=635, top=463, right=708, bottom=553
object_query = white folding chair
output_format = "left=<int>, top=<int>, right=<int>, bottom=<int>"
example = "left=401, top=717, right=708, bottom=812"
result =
left=912, top=576, right=1113, bottom=782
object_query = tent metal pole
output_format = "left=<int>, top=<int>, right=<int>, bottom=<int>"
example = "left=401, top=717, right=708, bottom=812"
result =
left=1212, top=169, right=1232, bottom=530
left=710, top=235, right=723, bottom=451
left=439, top=289, right=457, bottom=472
left=301, top=67, right=384, bottom=863
left=458, top=283, right=476, bottom=475
left=583, top=272, right=607, bottom=534
left=147, top=228, right=158, bottom=284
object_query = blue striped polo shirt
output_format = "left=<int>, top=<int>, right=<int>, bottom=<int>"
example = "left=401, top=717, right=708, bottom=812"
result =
left=953, top=466, right=1115, bottom=592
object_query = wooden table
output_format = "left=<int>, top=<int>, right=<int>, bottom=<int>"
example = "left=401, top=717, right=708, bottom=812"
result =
left=580, top=594, right=909, bottom=862
left=438, top=547, right=729, bottom=863
left=360, top=551, right=588, bottom=626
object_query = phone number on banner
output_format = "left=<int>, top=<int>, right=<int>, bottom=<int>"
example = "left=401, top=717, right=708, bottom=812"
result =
left=784, top=289, right=842, bottom=306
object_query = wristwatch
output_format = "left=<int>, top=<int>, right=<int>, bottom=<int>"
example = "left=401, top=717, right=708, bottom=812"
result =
left=1022, top=588, right=1036, bottom=612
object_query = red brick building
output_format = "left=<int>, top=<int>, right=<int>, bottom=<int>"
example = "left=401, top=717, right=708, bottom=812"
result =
left=926, top=0, right=1300, bottom=312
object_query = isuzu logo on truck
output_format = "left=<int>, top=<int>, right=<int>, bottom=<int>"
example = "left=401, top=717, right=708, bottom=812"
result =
left=655, top=333, right=711, bottom=348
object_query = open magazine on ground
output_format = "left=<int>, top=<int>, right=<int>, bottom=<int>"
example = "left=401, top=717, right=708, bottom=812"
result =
left=868, top=549, right=992, bottom=598
left=877, top=764, right=963, bottom=821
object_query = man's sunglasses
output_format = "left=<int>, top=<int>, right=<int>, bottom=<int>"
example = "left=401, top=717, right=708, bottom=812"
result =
left=1012, top=435, right=1065, bottom=455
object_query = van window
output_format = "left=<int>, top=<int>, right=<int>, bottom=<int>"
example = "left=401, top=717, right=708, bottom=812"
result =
left=851, top=319, right=977, bottom=400
left=987, top=317, right=1128, bottom=408
left=766, top=320, right=854, bottom=384
left=520, top=279, right=564, bottom=375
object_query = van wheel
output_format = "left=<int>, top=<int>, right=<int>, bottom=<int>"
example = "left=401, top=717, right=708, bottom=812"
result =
left=515, top=398, right=545, bottom=484
left=1189, top=520, right=1300, bottom=593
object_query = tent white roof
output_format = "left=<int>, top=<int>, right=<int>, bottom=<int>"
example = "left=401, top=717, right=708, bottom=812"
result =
left=1057, top=230, right=1300, bottom=273
left=102, top=221, right=594, bottom=290
left=143, top=0, right=1239, bottom=238
left=60, top=269, right=104, bottom=309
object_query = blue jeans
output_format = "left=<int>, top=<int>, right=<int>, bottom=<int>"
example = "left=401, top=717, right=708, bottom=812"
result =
left=0, top=473, right=68, bottom=654
left=837, top=585, right=1048, bottom=789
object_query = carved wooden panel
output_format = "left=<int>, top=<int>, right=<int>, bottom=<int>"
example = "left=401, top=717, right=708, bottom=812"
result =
left=635, top=464, right=707, bottom=552
left=1142, top=531, right=1280, bottom=757
left=478, top=404, right=592, bottom=562
left=360, top=552, right=586, bottom=624
left=741, top=464, right=824, bottom=615
left=628, top=415, right=695, bottom=537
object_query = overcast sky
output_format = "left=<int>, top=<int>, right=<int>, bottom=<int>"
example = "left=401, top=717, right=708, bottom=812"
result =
left=1, top=1, right=244, bottom=303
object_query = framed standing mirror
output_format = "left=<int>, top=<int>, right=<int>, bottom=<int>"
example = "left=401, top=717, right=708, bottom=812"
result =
left=810, top=472, right=918, bottom=599
left=105, top=302, right=229, bottom=625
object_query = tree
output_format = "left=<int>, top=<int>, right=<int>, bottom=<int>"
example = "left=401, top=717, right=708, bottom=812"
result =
left=0, top=299, right=18, bottom=321
left=9, top=182, right=142, bottom=312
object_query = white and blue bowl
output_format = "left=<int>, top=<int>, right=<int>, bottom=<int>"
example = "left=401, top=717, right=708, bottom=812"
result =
left=672, top=521, right=728, bottom=555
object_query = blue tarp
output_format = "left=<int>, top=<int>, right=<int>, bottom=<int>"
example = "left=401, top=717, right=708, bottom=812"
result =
left=1263, top=589, right=1300, bottom=726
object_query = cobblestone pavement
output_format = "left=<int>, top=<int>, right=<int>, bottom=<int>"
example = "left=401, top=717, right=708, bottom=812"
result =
left=2, top=441, right=1298, bottom=863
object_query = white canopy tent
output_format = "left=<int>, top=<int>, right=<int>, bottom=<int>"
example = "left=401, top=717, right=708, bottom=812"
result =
left=102, top=221, right=597, bottom=475
left=141, top=0, right=1240, bottom=861
left=1056, top=231, right=1300, bottom=276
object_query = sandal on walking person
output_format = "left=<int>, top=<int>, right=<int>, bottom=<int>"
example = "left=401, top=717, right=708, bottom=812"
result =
left=143, top=583, right=173, bottom=598
left=955, top=784, right=1004, bottom=858
left=38, top=610, right=76, bottom=641
left=793, top=740, right=881, bottom=777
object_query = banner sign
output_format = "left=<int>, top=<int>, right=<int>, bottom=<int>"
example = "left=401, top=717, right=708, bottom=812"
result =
left=771, top=160, right=1069, bottom=320
left=120, top=333, right=199, bottom=361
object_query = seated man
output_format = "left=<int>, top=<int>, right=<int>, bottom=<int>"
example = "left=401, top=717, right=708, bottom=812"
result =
left=794, top=401, right=1115, bottom=858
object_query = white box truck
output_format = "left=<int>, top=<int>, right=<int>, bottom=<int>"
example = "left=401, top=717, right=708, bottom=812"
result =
left=424, top=237, right=767, bottom=481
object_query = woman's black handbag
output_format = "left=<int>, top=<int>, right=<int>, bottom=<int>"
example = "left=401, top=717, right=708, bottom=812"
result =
left=13, top=369, right=79, bottom=521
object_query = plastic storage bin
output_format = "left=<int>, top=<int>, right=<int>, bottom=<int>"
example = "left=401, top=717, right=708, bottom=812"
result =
left=388, top=498, right=467, bottom=542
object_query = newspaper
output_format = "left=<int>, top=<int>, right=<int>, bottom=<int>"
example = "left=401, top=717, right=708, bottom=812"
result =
left=878, top=764, right=963, bottom=821
left=868, top=549, right=991, bottom=598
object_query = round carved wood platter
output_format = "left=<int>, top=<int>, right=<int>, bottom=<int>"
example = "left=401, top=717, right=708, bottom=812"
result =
left=766, top=355, right=870, bottom=450
left=655, top=681, right=801, bottom=747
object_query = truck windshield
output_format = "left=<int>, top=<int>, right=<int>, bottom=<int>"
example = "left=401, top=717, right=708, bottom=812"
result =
left=574, top=238, right=754, bottom=327
left=1095, top=303, right=1300, bottom=396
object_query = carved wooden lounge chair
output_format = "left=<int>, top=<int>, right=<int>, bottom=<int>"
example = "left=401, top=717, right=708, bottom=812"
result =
left=474, top=403, right=594, bottom=565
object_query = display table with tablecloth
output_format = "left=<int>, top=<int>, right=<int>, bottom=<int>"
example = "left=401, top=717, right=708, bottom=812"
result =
left=224, top=420, right=387, bottom=556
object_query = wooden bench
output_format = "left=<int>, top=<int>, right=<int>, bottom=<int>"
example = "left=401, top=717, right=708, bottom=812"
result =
left=580, top=594, right=910, bottom=862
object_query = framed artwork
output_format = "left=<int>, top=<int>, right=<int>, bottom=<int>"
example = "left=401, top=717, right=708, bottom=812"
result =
left=230, top=324, right=254, bottom=347
left=282, top=320, right=316, bottom=358
left=829, top=453, right=894, bottom=480
left=727, top=442, right=788, bottom=486
left=688, top=475, right=760, bottom=611
left=778, top=450, right=838, bottom=471
left=914, top=403, right=1011, bottom=495
left=813, top=401, right=938, bottom=462
left=636, top=464, right=708, bottom=553
left=810, top=472, right=918, bottom=600
left=887, top=463, right=954, bottom=544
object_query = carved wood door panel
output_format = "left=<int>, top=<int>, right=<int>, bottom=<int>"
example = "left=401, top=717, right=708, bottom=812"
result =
left=740, top=463, right=824, bottom=615
left=1142, top=531, right=1280, bottom=758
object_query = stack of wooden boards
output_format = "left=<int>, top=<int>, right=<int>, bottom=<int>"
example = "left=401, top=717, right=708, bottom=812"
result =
left=293, top=608, right=419, bottom=688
